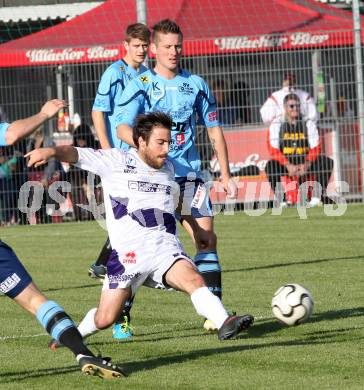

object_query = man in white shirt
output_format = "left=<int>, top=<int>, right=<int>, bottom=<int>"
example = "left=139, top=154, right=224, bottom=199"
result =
left=26, top=111, right=254, bottom=343
left=260, top=73, right=318, bottom=125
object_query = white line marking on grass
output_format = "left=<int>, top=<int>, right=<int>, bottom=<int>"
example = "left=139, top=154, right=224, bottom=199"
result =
left=0, top=333, right=46, bottom=341
left=0, top=316, right=270, bottom=342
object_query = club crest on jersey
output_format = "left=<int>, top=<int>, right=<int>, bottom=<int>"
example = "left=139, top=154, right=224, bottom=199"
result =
left=176, top=133, right=185, bottom=145
left=140, top=75, right=149, bottom=83
left=151, top=81, right=165, bottom=100
left=178, top=82, right=194, bottom=95
left=126, top=154, right=137, bottom=167
left=119, top=65, right=125, bottom=72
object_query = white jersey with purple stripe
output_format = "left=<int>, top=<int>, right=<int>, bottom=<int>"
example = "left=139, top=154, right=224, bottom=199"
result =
left=114, top=69, right=219, bottom=178
left=0, top=122, right=10, bottom=146
left=75, top=147, right=179, bottom=254
left=92, top=59, right=147, bottom=149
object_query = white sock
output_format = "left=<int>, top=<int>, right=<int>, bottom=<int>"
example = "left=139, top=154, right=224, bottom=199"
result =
left=77, top=308, right=99, bottom=338
left=190, top=287, right=229, bottom=329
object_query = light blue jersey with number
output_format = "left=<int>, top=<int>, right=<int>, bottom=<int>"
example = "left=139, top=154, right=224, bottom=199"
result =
left=0, top=122, right=10, bottom=146
left=92, top=59, right=147, bottom=149
left=115, top=69, right=219, bottom=178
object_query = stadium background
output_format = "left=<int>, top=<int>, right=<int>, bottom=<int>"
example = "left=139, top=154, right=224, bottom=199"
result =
left=0, top=0, right=364, bottom=224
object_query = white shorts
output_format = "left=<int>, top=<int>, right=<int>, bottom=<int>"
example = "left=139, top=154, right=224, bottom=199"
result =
left=102, top=233, right=194, bottom=295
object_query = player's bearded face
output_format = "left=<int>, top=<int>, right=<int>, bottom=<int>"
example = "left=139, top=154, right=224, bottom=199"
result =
left=139, top=126, right=171, bottom=169
left=153, top=33, right=183, bottom=71
left=125, top=38, right=149, bottom=65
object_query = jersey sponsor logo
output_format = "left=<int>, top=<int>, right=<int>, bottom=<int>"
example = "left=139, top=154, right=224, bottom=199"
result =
left=0, top=273, right=21, bottom=293
left=191, top=183, right=207, bottom=209
left=172, top=121, right=187, bottom=133
left=140, top=75, right=149, bottom=83
left=151, top=81, right=165, bottom=100
left=283, top=132, right=305, bottom=141
left=208, top=111, right=218, bottom=122
left=178, top=82, right=194, bottom=95
left=108, top=271, right=141, bottom=284
left=122, top=251, right=137, bottom=264
left=128, top=180, right=171, bottom=194
left=282, top=146, right=310, bottom=155
left=123, top=167, right=137, bottom=174
left=169, top=138, right=184, bottom=151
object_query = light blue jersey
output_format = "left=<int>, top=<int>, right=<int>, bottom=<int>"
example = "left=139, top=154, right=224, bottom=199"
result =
left=0, top=122, right=10, bottom=146
left=92, top=59, right=147, bottom=149
left=115, top=69, right=219, bottom=178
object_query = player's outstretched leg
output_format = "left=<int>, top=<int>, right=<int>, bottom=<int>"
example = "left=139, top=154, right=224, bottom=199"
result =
left=112, top=298, right=134, bottom=340
left=190, top=286, right=254, bottom=340
left=194, top=251, right=222, bottom=331
left=88, top=238, right=111, bottom=280
left=35, top=300, right=125, bottom=378
left=217, top=314, right=254, bottom=340
left=78, top=355, right=126, bottom=378
left=165, top=259, right=253, bottom=340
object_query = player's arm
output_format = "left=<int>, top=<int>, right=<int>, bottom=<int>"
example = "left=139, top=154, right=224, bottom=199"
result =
left=26, top=145, right=79, bottom=168
left=196, top=76, right=237, bottom=198
left=92, top=110, right=111, bottom=149
left=92, top=67, right=122, bottom=149
left=207, top=126, right=237, bottom=198
left=5, top=99, right=66, bottom=145
left=115, top=78, right=144, bottom=147
left=117, top=124, right=136, bottom=147
left=207, top=126, right=230, bottom=180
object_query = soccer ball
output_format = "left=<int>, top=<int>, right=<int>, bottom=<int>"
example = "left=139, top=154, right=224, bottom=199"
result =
left=271, top=284, right=314, bottom=326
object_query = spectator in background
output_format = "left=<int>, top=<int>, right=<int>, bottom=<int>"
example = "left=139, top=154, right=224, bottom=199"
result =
left=265, top=93, right=333, bottom=207
left=0, top=105, right=7, bottom=122
left=211, top=79, right=235, bottom=126
left=0, top=146, right=18, bottom=225
left=260, top=73, right=318, bottom=125
left=68, top=124, right=101, bottom=221
left=232, top=80, right=251, bottom=124
left=26, top=126, right=66, bottom=224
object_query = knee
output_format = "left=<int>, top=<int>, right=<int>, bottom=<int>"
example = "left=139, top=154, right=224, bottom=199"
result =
left=94, top=311, right=115, bottom=330
left=189, top=272, right=207, bottom=292
left=197, top=231, right=217, bottom=251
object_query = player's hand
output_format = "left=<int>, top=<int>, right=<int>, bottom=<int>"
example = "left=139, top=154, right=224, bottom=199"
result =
left=40, top=99, right=68, bottom=119
left=222, top=176, right=238, bottom=199
left=25, top=148, right=55, bottom=168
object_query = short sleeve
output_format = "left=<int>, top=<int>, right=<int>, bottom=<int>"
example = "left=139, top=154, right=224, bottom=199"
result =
left=114, top=78, right=145, bottom=127
left=193, top=77, right=219, bottom=128
left=93, top=66, right=125, bottom=113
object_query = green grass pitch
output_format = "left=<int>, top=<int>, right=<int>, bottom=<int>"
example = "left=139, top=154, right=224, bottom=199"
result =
left=0, top=204, right=363, bottom=389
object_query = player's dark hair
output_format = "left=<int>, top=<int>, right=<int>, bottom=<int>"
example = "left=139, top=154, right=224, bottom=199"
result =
left=284, top=93, right=300, bottom=104
left=125, top=23, right=151, bottom=43
left=152, top=19, right=183, bottom=43
left=133, top=112, right=173, bottom=147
